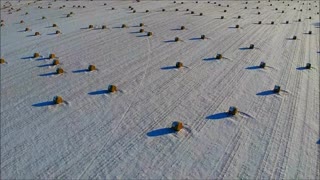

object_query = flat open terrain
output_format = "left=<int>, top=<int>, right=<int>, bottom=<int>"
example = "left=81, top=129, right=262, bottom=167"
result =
left=1, top=0, right=319, bottom=179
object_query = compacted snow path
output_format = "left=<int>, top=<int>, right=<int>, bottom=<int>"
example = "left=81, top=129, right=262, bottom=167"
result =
left=1, top=0, right=319, bottom=179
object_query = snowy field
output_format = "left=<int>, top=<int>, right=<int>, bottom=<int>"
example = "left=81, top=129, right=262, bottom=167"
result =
left=1, top=0, right=319, bottom=179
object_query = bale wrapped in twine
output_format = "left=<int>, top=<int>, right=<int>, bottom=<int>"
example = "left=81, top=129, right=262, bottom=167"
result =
left=34, top=52, right=40, bottom=58
left=228, top=106, right=238, bottom=115
left=53, top=59, right=59, bottom=65
left=56, top=67, right=64, bottom=74
left=53, top=96, right=63, bottom=104
left=108, top=85, right=117, bottom=93
left=88, top=65, right=96, bottom=71
left=176, top=62, right=183, bottom=68
left=172, top=122, right=183, bottom=131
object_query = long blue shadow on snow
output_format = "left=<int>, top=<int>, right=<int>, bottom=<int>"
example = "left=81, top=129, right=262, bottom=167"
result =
left=163, top=40, right=176, bottom=43
left=161, top=66, right=176, bottom=70
left=189, top=37, right=202, bottom=41
left=72, top=69, right=88, bottom=73
left=317, top=139, right=320, bottom=144
left=147, top=128, right=175, bottom=137
left=246, top=65, right=260, bottom=70
left=38, top=64, right=52, bottom=68
left=21, top=56, right=34, bottom=60
left=296, top=67, right=307, bottom=70
left=206, top=112, right=231, bottom=120
left=88, top=90, right=108, bottom=95
left=203, top=57, right=218, bottom=61
left=256, top=90, right=274, bottom=96
left=239, top=47, right=251, bottom=50
left=39, top=72, right=56, bottom=77
left=32, top=101, right=55, bottom=107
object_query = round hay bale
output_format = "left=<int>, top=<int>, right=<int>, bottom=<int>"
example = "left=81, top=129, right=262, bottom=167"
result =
left=83, top=6, right=86, bottom=8
left=286, top=21, right=289, bottom=24
left=162, top=9, right=165, bottom=12
left=218, top=4, right=221, bottom=6
left=56, top=68, right=64, bottom=74
left=48, top=6, right=51, bottom=8
left=258, top=21, right=262, bottom=24
left=0, top=20, right=3, bottom=23
left=306, top=63, right=311, bottom=69
left=227, top=5, right=229, bottom=7
left=20, top=20, right=24, bottom=24
left=273, top=85, right=280, bottom=93
left=275, top=8, right=278, bottom=10
left=121, top=24, right=127, bottom=28
left=294, top=7, right=296, bottom=10
left=201, top=35, right=205, bottom=39
left=67, top=14, right=71, bottom=17
left=35, top=32, right=40, bottom=36
left=238, top=15, right=241, bottom=19
left=181, top=26, right=185, bottom=30
left=88, top=65, right=96, bottom=71
left=42, top=16, right=46, bottom=19
left=129, top=6, right=132, bottom=8
left=308, top=31, right=312, bottom=34
left=175, top=37, right=180, bottom=42
left=89, top=24, right=93, bottom=29
left=259, top=62, right=266, bottom=68
left=221, top=16, right=224, bottom=19
left=298, top=19, right=301, bottom=22
left=256, top=7, right=259, bottom=9
left=174, top=1, right=176, bottom=3
left=228, top=106, right=238, bottom=115
left=133, top=10, right=136, bottom=13
left=56, top=30, right=61, bottom=34
left=216, top=54, right=222, bottom=59
left=25, top=27, right=30, bottom=31
left=224, top=10, right=227, bottom=12
left=271, top=21, right=274, bottom=24
left=181, top=2, right=184, bottom=4
left=70, top=12, right=73, bottom=15
left=176, top=62, right=183, bottom=68
left=282, top=10, right=284, bottom=13
left=111, top=7, right=115, bottom=10
left=249, top=44, right=254, bottom=49
left=186, top=9, right=189, bottom=11
left=244, top=7, right=247, bottom=9
left=172, top=122, right=183, bottom=131
left=78, top=5, right=81, bottom=8
left=196, top=1, right=198, bottom=3
left=25, top=12, right=28, bottom=15
left=146, top=10, right=149, bottom=13
left=147, top=32, right=153, bottom=36
left=191, top=11, right=194, bottom=14
left=108, top=85, right=117, bottom=93
left=1, top=23, right=5, bottom=27
left=53, top=59, right=59, bottom=65
left=293, top=35, right=297, bottom=40
left=199, top=12, right=203, bottom=16
left=63, top=5, right=65, bottom=7
left=258, top=12, right=260, bottom=15
left=309, top=16, right=312, bottom=19
left=53, top=96, right=63, bottom=104
left=139, top=29, right=144, bottom=33
left=176, top=9, right=179, bottom=11
left=49, top=53, right=56, bottom=59
left=140, top=23, right=144, bottom=27
left=270, top=4, right=272, bottom=6
left=53, top=23, right=57, bottom=27
left=34, top=53, right=40, bottom=58
left=0, top=58, right=5, bottom=64
left=104, top=3, right=107, bottom=6
left=102, top=25, right=107, bottom=29
left=235, top=25, right=239, bottom=28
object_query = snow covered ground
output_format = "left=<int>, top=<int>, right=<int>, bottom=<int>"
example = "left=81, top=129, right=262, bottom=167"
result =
left=1, top=0, right=319, bottom=179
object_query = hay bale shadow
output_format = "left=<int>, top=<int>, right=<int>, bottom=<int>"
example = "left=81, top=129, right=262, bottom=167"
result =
left=189, top=37, right=202, bottom=41
left=130, top=31, right=140, bottom=34
left=39, top=72, right=56, bottom=77
left=256, top=90, right=274, bottom=96
left=26, top=34, right=36, bottom=37
left=36, top=57, right=49, bottom=61
left=206, top=112, right=231, bottom=120
left=317, top=139, right=320, bottom=144
left=38, top=64, right=52, bottom=67
left=32, top=100, right=55, bottom=107
left=88, top=90, right=108, bottom=95
left=170, top=28, right=181, bottom=31
left=161, top=66, right=176, bottom=70
left=203, top=57, right=217, bottom=61
left=72, top=69, right=88, bottom=73
left=296, top=67, right=307, bottom=70
left=245, top=65, right=260, bottom=70
left=21, top=56, right=34, bottom=60
left=47, top=32, right=57, bottom=35
left=147, top=128, right=175, bottom=137
left=163, top=40, right=176, bottom=43
left=136, top=34, right=148, bottom=37
left=239, top=47, right=250, bottom=50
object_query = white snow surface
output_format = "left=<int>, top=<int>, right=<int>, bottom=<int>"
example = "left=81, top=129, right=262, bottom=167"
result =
left=1, top=0, right=319, bottom=179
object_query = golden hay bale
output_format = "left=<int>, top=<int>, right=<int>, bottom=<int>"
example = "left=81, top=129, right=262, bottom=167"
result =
left=181, top=26, right=185, bottom=30
left=0, top=58, right=5, bottom=64
left=140, top=23, right=144, bottom=27
left=53, top=96, right=63, bottom=104
left=235, top=25, right=239, bottom=28
left=53, top=23, right=57, bottom=27
left=56, top=30, right=61, bottom=34
left=201, top=35, right=205, bottom=39
left=108, top=85, right=117, bottom=93
left=102, top=25, right=107, bottom=29
left=25, top=27, right=30, bottom=31
left=259, top=62, right=266, bottom=68
left=175, top=37, right=180, bottom=42
left=35, top=32, right=40, bottom=36
left=172, top=122, right=183, bottom=131
left=88, top=64, right=96, bottom=71
left=49, top=53, right=56, bottom=59
left=121, top=24, right=127, bottom=28
left=56, top=68, right=64, bottom=74
left=34, top=52, right=40, bottom=58
left=139, top=29, right=144, bottom=33
left=306, top=63, right=311, bottom=69
left=53, top=59, right=59, bottom=65
left=228, top=106, right=238, bottom=115
left=176, top=62, right=183, bottom=68
left=147, top=32, right=153, bottom=36
left=89, top=24, right=93, bottom=28
left=273, top=85, right=280, bottom=93
left=216, top=54, right=222, bottom=59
